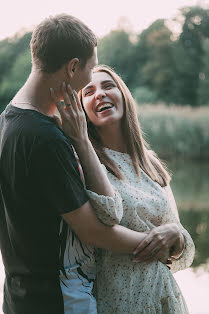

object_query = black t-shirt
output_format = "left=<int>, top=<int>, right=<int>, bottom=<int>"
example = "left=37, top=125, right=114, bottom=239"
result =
left=0, top=104, right=89, bottom=314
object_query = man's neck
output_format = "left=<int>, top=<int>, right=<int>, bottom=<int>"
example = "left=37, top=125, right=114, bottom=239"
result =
left=12, top=69, right=64, bottom=117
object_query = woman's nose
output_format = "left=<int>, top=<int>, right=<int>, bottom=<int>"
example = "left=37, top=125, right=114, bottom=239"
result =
left=95, top=88, right=106, bottom=100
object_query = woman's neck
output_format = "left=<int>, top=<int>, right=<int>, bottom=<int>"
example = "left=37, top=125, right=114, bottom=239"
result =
left=97, top=122, right=128, bottom=153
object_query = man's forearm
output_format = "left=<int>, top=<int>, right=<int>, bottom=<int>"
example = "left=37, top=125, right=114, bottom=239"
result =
left=86, top=223, right=146, bottom=253
left=63, top=203, right=146, bottom=254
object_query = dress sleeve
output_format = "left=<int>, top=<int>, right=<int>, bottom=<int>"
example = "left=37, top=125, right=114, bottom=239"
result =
left=164, top=184, right=195, bottom=273
left=85, top=165, right=123, bottom=226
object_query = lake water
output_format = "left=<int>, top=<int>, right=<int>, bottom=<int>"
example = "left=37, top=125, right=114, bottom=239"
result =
left=0, top=160, right=208, bottom=313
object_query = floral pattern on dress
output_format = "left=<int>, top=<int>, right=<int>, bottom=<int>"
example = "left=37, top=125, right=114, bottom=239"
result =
left=92, top=148, right=195, bottom=314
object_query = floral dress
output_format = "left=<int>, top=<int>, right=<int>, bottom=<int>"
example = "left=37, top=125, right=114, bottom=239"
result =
left=92, top=148, right=195, bottom=314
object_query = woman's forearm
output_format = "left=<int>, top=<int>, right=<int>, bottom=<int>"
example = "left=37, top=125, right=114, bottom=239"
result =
left=73, top=138, right=114, bottom=197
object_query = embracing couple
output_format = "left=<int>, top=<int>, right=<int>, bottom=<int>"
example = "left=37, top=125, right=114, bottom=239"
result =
left=0, top=14, right=194, bottom=314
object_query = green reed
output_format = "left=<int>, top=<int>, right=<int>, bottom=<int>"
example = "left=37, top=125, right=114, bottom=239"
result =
left=138, top=105, right=209, bottom=160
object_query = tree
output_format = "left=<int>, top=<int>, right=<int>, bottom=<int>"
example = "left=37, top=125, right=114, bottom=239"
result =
left=133, top=19, right=175, bottom=103
left=0, top=32, right=31, bottom=111
left=98, top=30, right=135, bottom=87
left=197, top=38, right=209, bottom=105
left=176, top=6, right=209, bottom=105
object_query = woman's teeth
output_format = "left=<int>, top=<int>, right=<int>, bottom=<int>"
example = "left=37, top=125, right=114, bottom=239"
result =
left=97, top=104, right=113, bottom=112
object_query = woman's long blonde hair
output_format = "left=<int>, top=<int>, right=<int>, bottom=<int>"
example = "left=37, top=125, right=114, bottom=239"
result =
left=80, top=64, right=170, bottom=187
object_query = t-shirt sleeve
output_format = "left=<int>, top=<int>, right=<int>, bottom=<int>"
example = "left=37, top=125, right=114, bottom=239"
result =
left=29, top=137, right=89, bottom=215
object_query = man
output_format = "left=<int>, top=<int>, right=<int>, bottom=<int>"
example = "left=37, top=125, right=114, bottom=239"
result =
left=0, top=14, right=153, bottom=314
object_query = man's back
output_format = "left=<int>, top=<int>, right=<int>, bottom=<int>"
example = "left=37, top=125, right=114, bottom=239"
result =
left=0, top=104, right=88, bottom=314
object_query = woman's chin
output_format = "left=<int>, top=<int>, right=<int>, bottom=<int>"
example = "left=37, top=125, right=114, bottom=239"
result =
left=95, top=113, right=123, bottom=126
left=96, top=118, right=121, bottom=129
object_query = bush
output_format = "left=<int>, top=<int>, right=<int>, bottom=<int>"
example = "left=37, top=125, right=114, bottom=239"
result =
left=133, top=86, right=159, bottom=104
left=0, top=50, right=31, bottom=112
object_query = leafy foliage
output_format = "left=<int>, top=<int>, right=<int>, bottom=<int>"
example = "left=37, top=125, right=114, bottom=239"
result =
left=98, top=30, right=135, bottom=87
left=133, top=87, right=158, bottom=104
left=0, top=32, right=31, bottom=111
left=1, top=6, right=209, bottom=111
left=197, top=39, right=209, bottom=105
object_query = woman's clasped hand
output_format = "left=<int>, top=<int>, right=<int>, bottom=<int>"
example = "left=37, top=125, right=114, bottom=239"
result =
left=133, top=223, right=184, bottom=264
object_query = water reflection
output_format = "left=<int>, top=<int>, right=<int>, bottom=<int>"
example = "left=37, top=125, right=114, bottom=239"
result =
left=168, top=160, right=209, bottom=268
left=169, top=159, right=209, bottom=210
left=161, top=160, right=209, bottom=313
left=174, top=267, right=209, bottom=314
left=179, top=210, right=209, bottom=268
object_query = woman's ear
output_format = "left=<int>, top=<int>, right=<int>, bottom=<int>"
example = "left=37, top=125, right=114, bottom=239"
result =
left=66, top=58, right=79, bottom=78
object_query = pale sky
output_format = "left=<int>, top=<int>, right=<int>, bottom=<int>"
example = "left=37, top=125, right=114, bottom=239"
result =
left=0, top=0, right=208, bottom=40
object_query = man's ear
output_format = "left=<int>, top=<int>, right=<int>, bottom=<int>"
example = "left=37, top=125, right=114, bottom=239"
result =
left=66, top=58, right=79, bottom=78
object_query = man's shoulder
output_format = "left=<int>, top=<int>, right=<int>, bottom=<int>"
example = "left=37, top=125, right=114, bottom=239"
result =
left=23, top=114, right=62, bottom=139
left=0, top=105, right=73, bottom=153
left=7, top=105, right=65, bottom=139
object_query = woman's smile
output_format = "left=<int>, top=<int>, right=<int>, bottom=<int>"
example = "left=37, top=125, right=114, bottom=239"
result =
left=95, top=102, right=114, bottom=113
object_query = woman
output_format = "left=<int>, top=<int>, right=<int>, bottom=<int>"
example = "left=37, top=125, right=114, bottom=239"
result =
left=52, top=66, right=195, bottom=314
left=79, top=65, right=195, bottom=313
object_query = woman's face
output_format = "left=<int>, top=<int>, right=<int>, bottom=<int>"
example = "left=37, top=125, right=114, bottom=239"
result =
left=81, top=71, right=124, bottom=127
